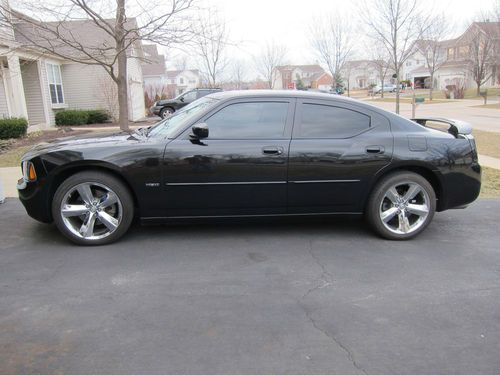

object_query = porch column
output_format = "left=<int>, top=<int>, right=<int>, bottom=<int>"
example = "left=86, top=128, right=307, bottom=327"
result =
left=6, top=55, right=28, bottom=119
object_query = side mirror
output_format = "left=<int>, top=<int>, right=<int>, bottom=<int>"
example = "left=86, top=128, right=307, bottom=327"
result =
left=179, top=96, right=185, bottom=102
left=190, top=123, right=209, bottom=139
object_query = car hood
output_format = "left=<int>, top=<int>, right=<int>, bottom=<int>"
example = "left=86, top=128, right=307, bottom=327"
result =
left=22, top=131, right=141, bottom=160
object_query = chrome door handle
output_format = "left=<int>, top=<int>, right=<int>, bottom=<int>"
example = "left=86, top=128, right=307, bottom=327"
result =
left=366, top=146, right=385, bottom=154
left=262, top=146, right=283, bottom=155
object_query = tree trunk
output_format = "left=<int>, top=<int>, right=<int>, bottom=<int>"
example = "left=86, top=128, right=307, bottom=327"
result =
left=115, top=0, right=130, bottom=132
left=381, top=78, right=384, bottom=99
left=117, top=55, right=129, bottom=131
left=395, top=71, right=400, bottom=114
left=476, top=83, right=481, bottom=97
left=429, top=73, right=434, bottom=101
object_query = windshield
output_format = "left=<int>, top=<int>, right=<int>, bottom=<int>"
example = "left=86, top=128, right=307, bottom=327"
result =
left=148, top=97, right=217, bottom=138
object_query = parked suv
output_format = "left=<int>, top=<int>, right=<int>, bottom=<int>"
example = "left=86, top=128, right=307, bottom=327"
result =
left=151, top=88, right=222, bottom=118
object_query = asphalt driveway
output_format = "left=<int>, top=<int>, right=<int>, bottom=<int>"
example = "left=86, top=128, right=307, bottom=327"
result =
left=1, top=198, right=500, bottom=375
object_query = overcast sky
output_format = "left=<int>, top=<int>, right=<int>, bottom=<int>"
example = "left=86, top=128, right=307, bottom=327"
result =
left=166, top=0, right=496, bottom=78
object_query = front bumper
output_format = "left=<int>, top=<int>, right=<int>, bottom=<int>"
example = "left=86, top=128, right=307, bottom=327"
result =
left=17, top=176, right=53, bottom=223
left=150, top=106, right=162, bottom=116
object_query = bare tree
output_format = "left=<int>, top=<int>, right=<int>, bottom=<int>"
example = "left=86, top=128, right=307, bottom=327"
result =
left=144, top=82, right=167, bottom=108
left=193, top=10, right=229, bottom=88
left=418, top=14, right=449, bottom=100
left=0, top=0, right=196, bottom=130
left=254, top=41, right=288, bottom=89
left=369, top=42, right=393, bottom=98
left=310, top=13, right=354, bottom=90
left=231, top=59, right=246, bottom=90
left=362, top=0, right=430, bottom=113
left=174, top=55, right=189, bottom=71
left=465, top=23, right=497, bottom=96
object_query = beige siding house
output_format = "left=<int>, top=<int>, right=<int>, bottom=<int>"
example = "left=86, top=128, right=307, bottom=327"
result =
left=0, top=2, right=145, bottom=127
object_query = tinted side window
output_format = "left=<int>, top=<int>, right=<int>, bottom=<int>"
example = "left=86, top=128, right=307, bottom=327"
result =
left=182, top=91, right=197, bottom=102
left=206, top=102, right=288, bottom=139
left=298, top=103, right=370, bottom=138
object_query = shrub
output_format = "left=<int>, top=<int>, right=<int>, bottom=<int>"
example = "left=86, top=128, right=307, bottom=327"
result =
left=55, top=109, right=110, bottom=126
left=0, top=118, right=28, bottom=139
left=56, top=110, right=89, bottom=126
left=86, top=109, right=110, bottom=124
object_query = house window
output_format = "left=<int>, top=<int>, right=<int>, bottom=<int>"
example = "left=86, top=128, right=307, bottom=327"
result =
left=458, top=46, right=469, bottom=58
left=447, top=48, right=455, bottom=59
left=47, top=63, right=64, bottom=104
left=179, top=77, right=184, bottom=84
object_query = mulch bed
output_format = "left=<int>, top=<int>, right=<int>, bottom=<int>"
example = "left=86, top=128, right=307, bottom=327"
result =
left=0, top=128, right=91, bottom=154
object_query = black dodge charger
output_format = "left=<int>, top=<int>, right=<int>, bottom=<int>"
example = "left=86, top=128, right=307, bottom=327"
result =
left=18, top=91, right=481, bottom=245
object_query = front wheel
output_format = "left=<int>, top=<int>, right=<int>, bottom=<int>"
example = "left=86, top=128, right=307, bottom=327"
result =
left=159, top=107, right=174, bottom=119
left=366, top=172, right=436, bottom=240
left=52, top=171, right=134, bottom=245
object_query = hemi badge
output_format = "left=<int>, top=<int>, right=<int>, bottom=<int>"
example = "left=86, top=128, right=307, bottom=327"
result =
left=145, top=182, right=160, bottom=187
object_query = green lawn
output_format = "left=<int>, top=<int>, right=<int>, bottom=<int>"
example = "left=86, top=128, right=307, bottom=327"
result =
left=472, top=130, right=500, bottom=159
left=0, top=145, right=30, bottom=167
left=481, top=167, right=500, bottom=197
left=471, top=103, right=500, bottom=109
left=371, top=97, right=451, bottom=104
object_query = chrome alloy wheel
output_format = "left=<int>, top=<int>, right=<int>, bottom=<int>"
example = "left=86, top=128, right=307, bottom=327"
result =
left=60, top=182, right=123, bottom=240
left=379, top=181, right=430, bottom=235
left=161, top=108, right=173, bottom=118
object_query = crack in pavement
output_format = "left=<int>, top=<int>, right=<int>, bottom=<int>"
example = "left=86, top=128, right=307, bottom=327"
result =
left=301, top=239, right=335, bottom=300
left=299, top=239, right=370, bottom=375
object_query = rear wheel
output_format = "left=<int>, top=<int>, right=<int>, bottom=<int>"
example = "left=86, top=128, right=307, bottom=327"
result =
left=52, top=171, right=134, bottom=245
left=367, top=172, right=436, bottom=240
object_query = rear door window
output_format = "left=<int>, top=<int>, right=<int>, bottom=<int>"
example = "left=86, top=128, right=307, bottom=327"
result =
left=297, top=103, right=371, bottom=138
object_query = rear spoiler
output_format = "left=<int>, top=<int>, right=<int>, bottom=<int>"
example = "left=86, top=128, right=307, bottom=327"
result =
left=411, top=118, right=473, bottom=138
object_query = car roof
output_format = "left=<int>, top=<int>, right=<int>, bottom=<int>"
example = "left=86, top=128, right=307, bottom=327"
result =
left=207, top=89, right=358, bottom=101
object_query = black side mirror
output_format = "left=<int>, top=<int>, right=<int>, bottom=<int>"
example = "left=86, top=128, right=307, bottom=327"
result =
left=190, top=123, right=209, bottom=139
left=179, top=96, right=185, bottom=102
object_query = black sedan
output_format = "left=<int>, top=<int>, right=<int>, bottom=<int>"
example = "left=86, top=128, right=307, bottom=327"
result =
left=18, top=91, right=481, bottom=245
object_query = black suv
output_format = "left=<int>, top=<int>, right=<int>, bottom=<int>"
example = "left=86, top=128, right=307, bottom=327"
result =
left=150, top=88, right=222, bottom=118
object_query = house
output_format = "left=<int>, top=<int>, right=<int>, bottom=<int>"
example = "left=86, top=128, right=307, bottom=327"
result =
left=142, top=44, right=167, bottom=87
left=274, top=65, right=333, bottom=90
left=0, top=2, right=145, bottom=128
left=341, top=60, right=396, bottom=90
left=404, top=22, right=500, bottom=90
left=165, top=70, right=201, bottom=97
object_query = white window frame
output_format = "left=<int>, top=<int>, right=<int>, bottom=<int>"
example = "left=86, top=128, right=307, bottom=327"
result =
left=46, top=63, right=65, bottom=106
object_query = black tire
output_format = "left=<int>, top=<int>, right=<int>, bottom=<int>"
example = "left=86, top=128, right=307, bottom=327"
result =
left=52, top=171, right=134, bottom=245
left=366, top=172, right=436, bottom=240
left=159, top=107, right=174, bottom=119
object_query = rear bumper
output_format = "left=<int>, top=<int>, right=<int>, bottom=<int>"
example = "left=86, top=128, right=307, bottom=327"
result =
left=438, top=162, right=481, bottom=211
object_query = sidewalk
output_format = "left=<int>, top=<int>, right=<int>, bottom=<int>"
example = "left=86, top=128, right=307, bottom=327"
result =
left=1, top=154, right=499, bottom=199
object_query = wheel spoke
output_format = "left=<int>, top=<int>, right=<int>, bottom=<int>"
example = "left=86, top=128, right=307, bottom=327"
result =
left=381, top=206, right=399, bottom=223
left=406, top=203, right=429, bottom=217
left=99, top=191, right=118, bottom=208
left=80, top=212, right=97, bottom=238
left=403, top=184, right=421, bottom=202
left=385, top=187, right=400, bottom=204
left=98, top=211, right=118, bottom=231
left=397, top=211, right=410, bottom=233
left=77, top=183, right=94, bottom=205
left=62, top=204, right=88, bottom=217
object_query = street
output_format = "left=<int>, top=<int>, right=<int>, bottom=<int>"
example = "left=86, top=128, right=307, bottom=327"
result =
left=1, top=198, right=500, bottom=375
